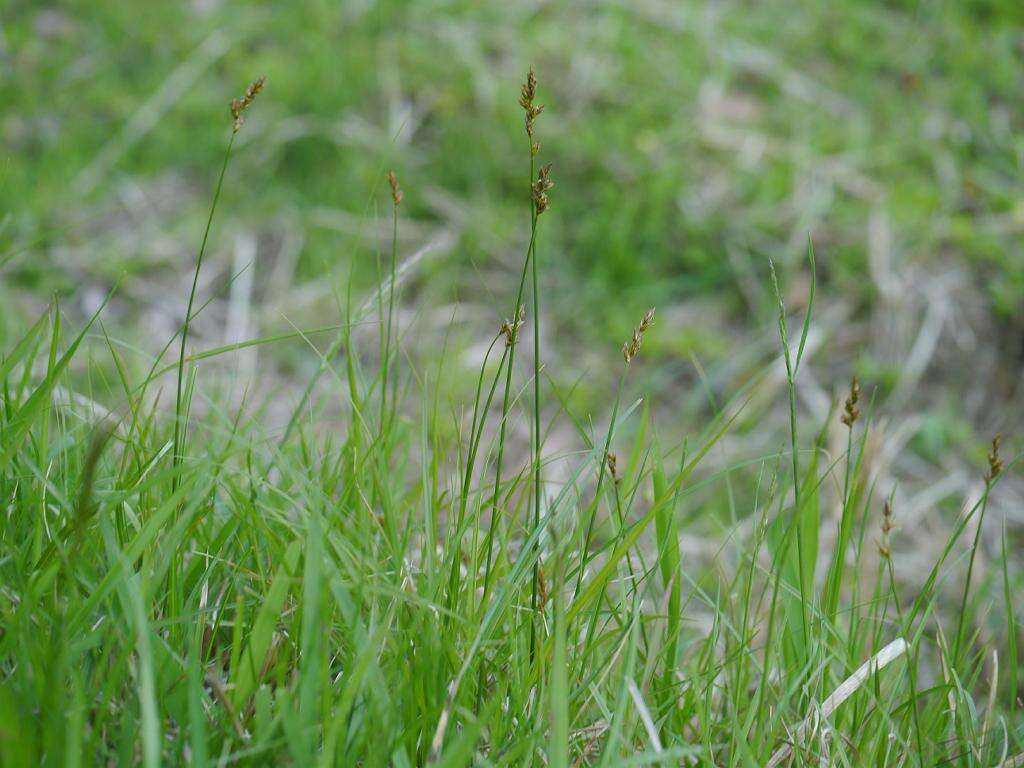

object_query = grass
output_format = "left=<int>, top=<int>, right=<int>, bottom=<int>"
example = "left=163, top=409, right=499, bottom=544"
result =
left=0, top=66, right=1022, bottom=767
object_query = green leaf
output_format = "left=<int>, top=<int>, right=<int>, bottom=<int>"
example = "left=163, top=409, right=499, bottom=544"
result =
left=231, top=540, right=302, bottom=708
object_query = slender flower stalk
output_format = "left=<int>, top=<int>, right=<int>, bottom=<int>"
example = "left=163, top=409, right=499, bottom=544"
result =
left=380, top=170, right=402, bottom=432
left=170, top=76, right=263, bottom=646
left=825, top=376, right=862, bottom=623
left=953, top=434, right=1003, bottom=661
left=174, top=77, right=265, bottom=484
left=575, top=308, right=655, bottom=600
left=578, top=309, right=655, bottom=653
left=526, top=87, right=553, bottom=665
left=474, top=69, right=552, bottom=688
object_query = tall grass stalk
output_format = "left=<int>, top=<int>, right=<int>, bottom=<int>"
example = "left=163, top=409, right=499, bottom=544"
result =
left=172, top=133, right=235, bottom=484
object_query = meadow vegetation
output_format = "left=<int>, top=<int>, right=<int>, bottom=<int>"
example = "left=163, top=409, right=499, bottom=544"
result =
left=0, top=62, right=1021, bottom=766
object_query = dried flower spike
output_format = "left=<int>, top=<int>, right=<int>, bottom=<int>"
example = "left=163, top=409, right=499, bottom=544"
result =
left=879, top=500, right=895, bottom=559
left=230, top=76, right=266, bottom=133
left=388, top=170, right=403, bottom=206
left=532, top=164, right=554, bottom=215
left=606, top=451, right=619, bottom=482
left=622, top=308, right=655, bottom=364
left=986, top=434, right=1003, bottom=483
left=519, top=66, right=544, bottom=156
left=841, top=376, right=861, bottom=427
left=500, top=304, right=525, bottom=347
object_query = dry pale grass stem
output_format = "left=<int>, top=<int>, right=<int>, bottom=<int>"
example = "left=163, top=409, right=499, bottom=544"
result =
left=500, top=305, right=525, bottom=347
left=388, top=170, right=403, bottom=206
left=519, top=66, right=544, bottom=156
left=230, top=76, right=266, bottom=133
left=532, top=164, right=554, bottom=215
left=985, top=433, right=1003, bottom=483
left=840, top=376, right=860, bottom=427
left=878, top=499, right=895, bottom=559
left=766, top=638, right=909, bottom=768
left=622, top=308, right=656, bottom=365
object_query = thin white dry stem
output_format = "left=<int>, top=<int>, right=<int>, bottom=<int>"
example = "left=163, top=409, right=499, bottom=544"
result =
left=428, top=683, right=455, bottom=762
left=627, top=677, right=663, bottom=754
left=983, top=650, right=999, bottom=762
left=766, top=637, right=908, bottom=768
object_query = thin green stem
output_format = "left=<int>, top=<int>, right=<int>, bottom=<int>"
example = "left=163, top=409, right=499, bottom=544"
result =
left=572, top=370, right=626, bottom=602
left=173, top=132, right=236, bottom=484
left=445, top=333, right=505, bottom=613
left=528, top=178, right=542, bottom=665
left=953, top=483, right=992, bottom=664
left=380, top=199, right=399, bottom=432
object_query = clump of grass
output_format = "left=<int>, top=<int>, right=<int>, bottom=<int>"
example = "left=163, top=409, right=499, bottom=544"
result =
left=0, top=71, right=1021, bottom=768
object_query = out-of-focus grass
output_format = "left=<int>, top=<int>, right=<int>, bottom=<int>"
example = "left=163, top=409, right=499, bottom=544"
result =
left=1, top=1, right=1021, bottom=503
left=3, top=0, right=1022, bottom=333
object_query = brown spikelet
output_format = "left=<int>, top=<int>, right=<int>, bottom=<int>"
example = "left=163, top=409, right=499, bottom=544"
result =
left=622, top=308, right=655, bottom=364
left=500, top=305, right=526, bottom=347
left=230, top=76, right=266, bottom=133
left=606, top=451, right=619, bottom=483
left=519, top=67, right=544, bottom=156
left=986, top=434, right=1003, bottom=483
left=879, top=500, right=895, bottom=559
left=841, top=376, right=861, bottom=427
left=532, top=164, right=553, bottom=214
left=388, top=170, right=403, bottom=206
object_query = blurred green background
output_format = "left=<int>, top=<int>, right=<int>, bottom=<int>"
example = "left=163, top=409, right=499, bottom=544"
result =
left=2, top=0, right=1022, bottom=446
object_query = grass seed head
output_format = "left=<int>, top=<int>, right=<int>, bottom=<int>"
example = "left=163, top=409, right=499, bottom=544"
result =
left=532, top=164, right=554, bottom=214
left=841, top=376, right=861, bottom=427
left=606, top=451, right=619, bottom=482
left=623, top=307, right=655, bottom=364
left=879, top=500, right=895, bottom=559
left=519, top=66, right=544, bottom=155
left=231, top=76, right=266, bottom=133
left=986, top=433, right=1003, bottom=483
left=500, top=304, right=525, bottom=347
left=388, top=170, right=403, bottom=206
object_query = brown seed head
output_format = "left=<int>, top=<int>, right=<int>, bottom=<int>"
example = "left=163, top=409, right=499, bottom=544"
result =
left=500, top=304, right=526, bottom=347
left=879, top=500, right=895, bottom=559
left=606, top=451, right=618, bottom=482
left=986, top=434, right=1003, bottom=483
left=623, top=308, right=655, bottom=364
left=840, top=376, right=861, bottom=427
left=230, top=76, right=266, bottom=133
left=519, top=68, right=538, bottom=112
left=519, top=67, right=544, bottom=155
left=388, top=170, right=403, bottom=206
left=532, top=164, right=554, bottom=215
